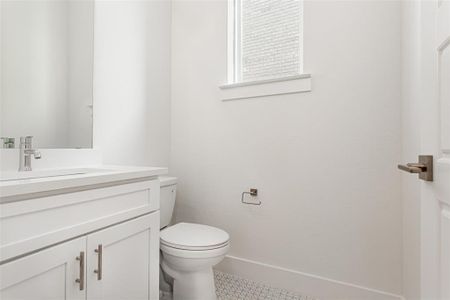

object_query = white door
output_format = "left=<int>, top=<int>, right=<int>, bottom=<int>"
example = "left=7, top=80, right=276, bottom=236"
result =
left=0, top=237, right=86, bottom=300
left=417, top=0, right=450, bottom=299
left=435, top=1, right=450, bottom=298
left=86, top=213, right=160, bottom=300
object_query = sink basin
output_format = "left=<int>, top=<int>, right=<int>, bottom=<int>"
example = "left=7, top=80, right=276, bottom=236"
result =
left=0, top=168, right=110, bottom=182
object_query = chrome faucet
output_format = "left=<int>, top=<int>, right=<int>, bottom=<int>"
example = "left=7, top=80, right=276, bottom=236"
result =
left=19, top=136, right=41, bottom=171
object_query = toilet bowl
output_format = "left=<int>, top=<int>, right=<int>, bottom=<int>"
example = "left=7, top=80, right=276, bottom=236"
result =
left=159, top=177, right=230, bottom=300
left=160, top=223, right=229, bottom=300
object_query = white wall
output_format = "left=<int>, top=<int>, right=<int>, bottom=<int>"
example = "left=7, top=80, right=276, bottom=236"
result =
left=170, top=0, right=402, bottom=296
left=93, top=0, right=171, bottom=167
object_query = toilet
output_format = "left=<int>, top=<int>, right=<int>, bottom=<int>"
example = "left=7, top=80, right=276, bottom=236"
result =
left=159, top=177, right=230, bottom=300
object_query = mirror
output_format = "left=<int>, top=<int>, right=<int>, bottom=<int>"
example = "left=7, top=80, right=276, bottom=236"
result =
left=0, top=0, right=94, bottom=149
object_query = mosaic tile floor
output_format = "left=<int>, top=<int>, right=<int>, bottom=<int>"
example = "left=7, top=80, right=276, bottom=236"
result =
left=160, top=271, right=316, bottom=300
left=214, top=271, right=316, bottom=300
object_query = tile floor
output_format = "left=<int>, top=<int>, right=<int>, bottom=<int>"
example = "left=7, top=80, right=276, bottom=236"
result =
left=214, top=271, right=315, bottom=300
left=160, top=271, right=316, bottom=300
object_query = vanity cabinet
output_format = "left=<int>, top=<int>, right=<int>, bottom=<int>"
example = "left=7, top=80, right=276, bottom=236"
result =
left=0, top=177, right=162, bottom=300
left=0, top=213, right=159, bottom=300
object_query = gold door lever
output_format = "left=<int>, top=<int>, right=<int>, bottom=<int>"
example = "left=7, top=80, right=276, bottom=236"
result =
left=398, top=155, right=433, bottom=181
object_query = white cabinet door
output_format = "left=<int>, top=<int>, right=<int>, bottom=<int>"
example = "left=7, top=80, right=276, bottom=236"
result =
left=86, top=213, right=160, bottom=300
left=0, top=237, right=86, bottom=300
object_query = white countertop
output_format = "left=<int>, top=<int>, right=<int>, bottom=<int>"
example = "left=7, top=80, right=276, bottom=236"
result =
left=0, top=165, right=168, bottom=202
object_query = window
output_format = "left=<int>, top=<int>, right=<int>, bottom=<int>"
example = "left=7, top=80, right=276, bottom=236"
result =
left=229, top=0, right=303, bottom=84
left=220, top=0, right=310, bottom=101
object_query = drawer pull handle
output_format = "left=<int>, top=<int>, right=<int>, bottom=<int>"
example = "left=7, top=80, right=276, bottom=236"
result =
left=75, top=252, right=85, bottom=290
left=94, top=244, right=102, bottom=280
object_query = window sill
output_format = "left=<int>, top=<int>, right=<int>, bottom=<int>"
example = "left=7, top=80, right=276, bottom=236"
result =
left=219, top=74, right=312, bottom=101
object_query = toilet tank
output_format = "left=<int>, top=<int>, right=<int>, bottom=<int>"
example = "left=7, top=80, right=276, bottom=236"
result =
left=159, top=176, right=177, bottom=229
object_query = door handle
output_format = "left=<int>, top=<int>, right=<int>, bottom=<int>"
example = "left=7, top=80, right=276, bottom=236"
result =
left=398, top=163, right=426, bottom=173
left=75, top=252, right=85, bottom=290
left=398, top=155, right=433, bottom=181
left=94, top=244, right=102, bottom=280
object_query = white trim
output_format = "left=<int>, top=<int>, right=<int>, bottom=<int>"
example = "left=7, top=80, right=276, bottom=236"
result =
left=219, top=74, right=312, bottom=101
left=220, top=74, right=310, bottom=89
left=215, top=255, right=404, bottom=300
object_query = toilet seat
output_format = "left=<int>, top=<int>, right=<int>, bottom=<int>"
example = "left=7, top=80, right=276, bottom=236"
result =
left=160, top=222, right=230, bottom=251
left=161, top=242, right=230, bottom=259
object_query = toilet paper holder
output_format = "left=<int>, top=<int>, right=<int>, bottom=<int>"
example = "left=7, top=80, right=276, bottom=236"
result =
left=241, top=188, right=261, bottom=205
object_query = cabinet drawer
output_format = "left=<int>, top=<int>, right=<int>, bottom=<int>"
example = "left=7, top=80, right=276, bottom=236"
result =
left=0, top=179, right=159, bottom=262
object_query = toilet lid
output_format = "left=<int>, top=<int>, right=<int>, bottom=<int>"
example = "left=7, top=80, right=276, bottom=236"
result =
left=160, top=223, right=230, bottom=251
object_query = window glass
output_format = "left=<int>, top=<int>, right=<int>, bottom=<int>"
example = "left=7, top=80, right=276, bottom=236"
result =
left=236, top=0, right=302, bottom=82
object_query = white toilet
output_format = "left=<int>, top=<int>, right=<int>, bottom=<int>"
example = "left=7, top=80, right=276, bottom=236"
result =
left=159, top=177, right=230, bottom=300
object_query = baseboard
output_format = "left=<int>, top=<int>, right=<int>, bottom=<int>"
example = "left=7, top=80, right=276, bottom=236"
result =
left=214, top=255, right=404, bottom=300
